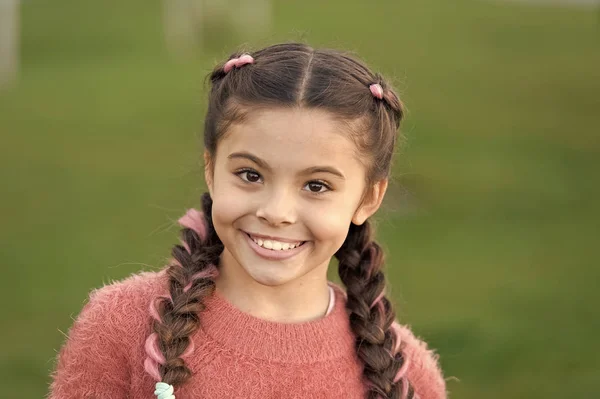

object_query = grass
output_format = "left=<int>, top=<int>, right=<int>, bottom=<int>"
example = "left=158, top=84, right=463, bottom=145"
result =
left=1, top=0, right=599, bottom=397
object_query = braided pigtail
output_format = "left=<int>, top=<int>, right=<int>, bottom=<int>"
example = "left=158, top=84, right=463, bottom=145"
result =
left=336, top=221, right=416, bottom=399
left=144, top=193, right=223, bottom=396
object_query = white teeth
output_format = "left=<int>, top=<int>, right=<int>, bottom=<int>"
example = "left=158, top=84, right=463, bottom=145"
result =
left=250, top=235, right=302, bottom=251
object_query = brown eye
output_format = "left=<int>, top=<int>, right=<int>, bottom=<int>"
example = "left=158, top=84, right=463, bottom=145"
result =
left=308, top=183, right=322, bottom=192
left=246, top=172, right=260, bottom=182
left=239, top=170, right=262, bottom=183
left=304, top=181, right=329, bottom=193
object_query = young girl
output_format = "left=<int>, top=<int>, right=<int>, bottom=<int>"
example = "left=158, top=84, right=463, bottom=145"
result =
left=49, top=43, right=446, bottom=399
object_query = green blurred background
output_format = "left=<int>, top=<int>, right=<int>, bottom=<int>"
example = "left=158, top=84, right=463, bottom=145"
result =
left=1, top=0, right=599, bottom=397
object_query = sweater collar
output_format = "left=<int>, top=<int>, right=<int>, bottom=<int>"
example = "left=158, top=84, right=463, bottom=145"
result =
left=199, top=284, right=357, bottom=363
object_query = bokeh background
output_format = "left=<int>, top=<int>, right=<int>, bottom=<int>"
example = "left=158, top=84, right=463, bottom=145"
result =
left=1, top=0, right=599, bottom=397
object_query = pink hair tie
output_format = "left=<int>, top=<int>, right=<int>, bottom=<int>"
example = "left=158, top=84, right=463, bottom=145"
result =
left=178, top=208, right=207, bottom=242
left=223, top=54, right=254, bottom=73
left=369, top=83, right=384, bottom=100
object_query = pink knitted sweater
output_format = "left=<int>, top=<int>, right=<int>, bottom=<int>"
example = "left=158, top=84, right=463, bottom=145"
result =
left=49, top=271, right=446, bottom=398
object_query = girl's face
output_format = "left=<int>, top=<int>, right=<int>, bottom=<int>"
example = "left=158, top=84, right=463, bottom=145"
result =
left=206, top=107, right=386, bottom=289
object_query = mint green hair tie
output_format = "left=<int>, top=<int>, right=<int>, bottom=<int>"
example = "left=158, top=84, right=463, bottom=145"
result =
left=155, top=382, right=175, bottom=399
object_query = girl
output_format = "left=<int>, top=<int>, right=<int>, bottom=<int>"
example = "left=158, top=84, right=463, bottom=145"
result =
left=49, top=43, right=446, bottom=399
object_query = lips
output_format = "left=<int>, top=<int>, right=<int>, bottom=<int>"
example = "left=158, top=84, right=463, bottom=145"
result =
left=243, top=231, right=308, bottom=260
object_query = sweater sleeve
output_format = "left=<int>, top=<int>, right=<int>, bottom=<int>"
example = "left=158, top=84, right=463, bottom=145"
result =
left=48, top=284, right=136, bottom=399
left=399, top=325, right=447, bottom=399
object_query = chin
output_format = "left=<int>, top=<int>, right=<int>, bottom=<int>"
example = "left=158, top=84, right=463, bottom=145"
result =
left=242, top=263, right=301, bottom=287
left=248, top=273, right=289, bottom=287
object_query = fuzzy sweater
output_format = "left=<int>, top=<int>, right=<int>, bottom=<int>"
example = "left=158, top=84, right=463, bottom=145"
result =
left=48, top=271, right=446, bottom=399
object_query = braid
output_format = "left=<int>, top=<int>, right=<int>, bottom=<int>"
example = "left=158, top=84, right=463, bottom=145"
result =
left=336, top=221, right=415, bottom=399
left=144, top=193, right=223, bottom=388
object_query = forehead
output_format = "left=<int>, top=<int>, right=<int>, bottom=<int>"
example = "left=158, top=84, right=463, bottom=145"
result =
left=217, top=107, right=365, bottom=172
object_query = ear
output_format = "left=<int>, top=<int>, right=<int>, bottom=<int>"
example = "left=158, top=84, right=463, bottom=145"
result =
left=352, top=179, right=388, bottom=225
left=204, top=150, right=214, bottom=196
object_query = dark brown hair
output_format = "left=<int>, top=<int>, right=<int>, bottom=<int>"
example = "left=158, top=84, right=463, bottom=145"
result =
left=147, top=42, right=413, bottom=398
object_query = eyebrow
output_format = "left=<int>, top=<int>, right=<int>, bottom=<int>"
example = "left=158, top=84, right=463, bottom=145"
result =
left=227, top=151, right=345, bottom=179
left=303, top=166, right=345, bottom=179
left=228, top=152, right=271, bottom=171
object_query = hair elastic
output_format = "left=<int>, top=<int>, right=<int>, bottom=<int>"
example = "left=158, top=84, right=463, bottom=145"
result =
left=369, top=83, right=384, bottom=99
left=223, top=54, right=254, bottom=73
left=178, top=208, right=208, bottom=241
left=154, top=382, right=176, bottom=399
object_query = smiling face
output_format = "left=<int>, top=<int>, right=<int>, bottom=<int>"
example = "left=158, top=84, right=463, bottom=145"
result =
left=206, top=107, right=386, bottom=290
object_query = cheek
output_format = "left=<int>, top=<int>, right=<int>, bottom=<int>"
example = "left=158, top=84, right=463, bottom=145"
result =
left=212, top=193, right=246, bottom=226
left=211, top=175, right=248, bottom=227
left=304, top=204, right=353, bottom=249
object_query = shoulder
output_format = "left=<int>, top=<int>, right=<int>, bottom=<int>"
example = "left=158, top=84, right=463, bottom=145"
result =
left=327, top=283, right=447, bottom=398
left=73, top=270, right=167, bottom=345
left=49, top=270, right=168, bottom=397
left=395, top=324, right=447, bottom=399
left=87, top=270, right=166, bottom=309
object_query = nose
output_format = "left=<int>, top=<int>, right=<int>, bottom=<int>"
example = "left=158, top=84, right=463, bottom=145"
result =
left=255, top=186, right=297, bottom=227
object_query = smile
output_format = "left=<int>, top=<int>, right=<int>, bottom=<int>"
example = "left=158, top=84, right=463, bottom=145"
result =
left=249, top=234, right=304, bottom=251
left=243, top=232, right=308, bottom=260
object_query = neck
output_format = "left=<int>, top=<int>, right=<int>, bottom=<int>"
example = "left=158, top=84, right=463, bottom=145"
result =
left=215, top=248, right=331, bottom=323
